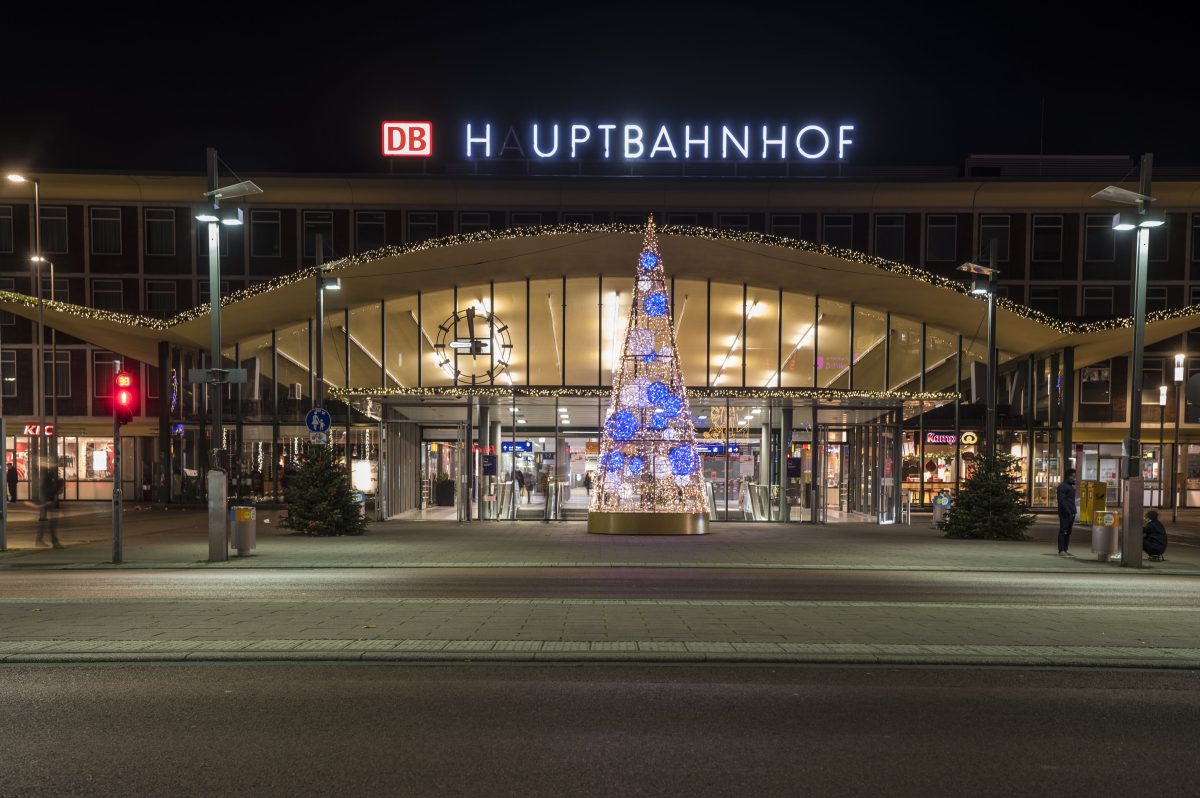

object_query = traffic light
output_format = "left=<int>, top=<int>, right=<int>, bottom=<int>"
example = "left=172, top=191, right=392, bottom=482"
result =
left=114, top=370, right=135, bottom=425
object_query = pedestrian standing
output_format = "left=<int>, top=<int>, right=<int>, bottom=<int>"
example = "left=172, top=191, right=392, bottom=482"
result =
left=6, top=463, right=17, bottom=503
left=36, top=467, right=63, bottom=549
left=1056, top=468, right=1077, bottom=556
left=583, top=471, right=593, bottom=496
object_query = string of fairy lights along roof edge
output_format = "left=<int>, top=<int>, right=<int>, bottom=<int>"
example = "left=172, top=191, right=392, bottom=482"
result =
left=0, top=222, right=1189, bottom=336
left=331, top=385, right=962, bottom=401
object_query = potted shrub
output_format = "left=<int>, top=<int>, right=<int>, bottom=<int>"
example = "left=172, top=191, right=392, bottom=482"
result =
left=434, top=472, right=456, bottom=506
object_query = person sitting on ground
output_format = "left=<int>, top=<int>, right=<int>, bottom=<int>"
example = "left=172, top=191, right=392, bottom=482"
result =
left=1143, top=510, right=1168, bottom=561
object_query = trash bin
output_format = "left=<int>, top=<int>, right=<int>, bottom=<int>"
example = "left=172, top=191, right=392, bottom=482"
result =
left=1091, top=510, right=1120, bottom=562
left=230, top=505, right=257, bottom=557
left=351, top=492, right=366, bottom=518
left=931, top=492, right=952, bottom=527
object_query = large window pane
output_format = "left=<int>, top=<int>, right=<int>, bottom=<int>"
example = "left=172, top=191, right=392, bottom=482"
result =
left=888, top=316, right=922, bottom=391
left=672, top=279, right=708, bottom=390
left=348, top=302, right=383, bottom=389
left=851, top=306, right=886, bottom=391
left=528, top=279, right=562, bottom=385
left=564, top=278, right=599, bottom=385
left=744, top=286, right=778, bottom=389
left=779, top=292, right=815, bottom=388
left=708, top=282, right=744, bottom=387
left=816, top=298, right=850, bottom=388
left=420, top=289, right=454, bottom=386
left=924, top=325, right=958, bottom=393
left=491, top=281, right=526, bottom=386
left=384, top=295, right=419, bottom=388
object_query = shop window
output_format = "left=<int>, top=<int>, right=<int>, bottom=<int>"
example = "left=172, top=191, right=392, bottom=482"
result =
left=1080, top=362, right=1111, bottom=404
left=407, top=211, right=438, bottom=242
left=770, top=214, right=802, bottom=239
left=144, top=208, right=176, bottom=256
left=0, top=205, right=12, bottom=253
left=1146, top=285, right=1169, bottom=313
left=43, top=351, right=71, bottom=398
left=822, top=214, right=853, bottom=249
left=978, top=214, right=1010, bottom=261
left=563, top=212, right=594, bottom=224
left=459, top=212, right=490, bottom=234
left=90, top=207, right=122, bottom=255
left=1082, top=286, right=1114, bottom=317
left=93, top=351, right=117, bottom=397
left=874, top=215, right=904, bottom=261
left=40, top=277, right=68, bottom=302
left=1084, top=213, right=1115, bottom=261
left=1149, top=221, right=1170, bottom=262
left=302, top=210, right=334, bottom=260
left=0, top=350, right=15, bottom=398
left=510, top=212, right=543, bottom=227
left=718, top=214, right=749, bottom=232
left=40, top=206, right=68, bottom=255
left=250, top=210, right=282, bottom=258
left=92, top=279, right=123, bottom=311
left=195, top=223, right=231, bottom=256
left=0, top=278, right=14, bottom=325
left=925, top=215, right=956, bottom=262
left=145, top=281, right=177, bottom=317
left=355, top=211, right=385, bottom=253
left=1029, top=286, right=1061, bottom=316
left=1031, top=215, right=1063, bottom=262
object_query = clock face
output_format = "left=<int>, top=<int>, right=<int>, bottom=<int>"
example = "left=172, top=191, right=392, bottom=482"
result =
left=433, top=307, right=513, bottom=385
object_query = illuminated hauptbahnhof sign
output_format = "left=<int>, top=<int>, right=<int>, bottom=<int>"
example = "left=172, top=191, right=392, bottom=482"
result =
left=382, top=120, right=856, bottom=161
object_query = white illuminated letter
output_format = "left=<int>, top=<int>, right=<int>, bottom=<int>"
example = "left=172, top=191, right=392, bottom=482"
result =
left=500, top=126, right=526, bottom=157
left=597, top=124, right=617, bottom=158
left=762, top=125, right=787, bottom=159
left=721, top=125, right=749, bottom=159
left=624, top=124, right=645, bottom=159
left=838, top=124, right=855, bottom=159
left=795, top=125, right=830, bottom=159
left=649, top=125, right=678, bottom=159
left=466, top=123, right=491, bottom=158
left=532, top=123, right=559, bottom=158
left=570, top=124, right=591, bottom=158
left=684, top=124, right=709, bottom=159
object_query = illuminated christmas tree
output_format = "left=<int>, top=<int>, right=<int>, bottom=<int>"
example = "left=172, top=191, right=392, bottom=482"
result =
left=588, top=217, right=709, bottom=534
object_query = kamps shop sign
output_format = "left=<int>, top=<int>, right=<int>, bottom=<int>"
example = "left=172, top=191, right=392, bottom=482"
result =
left=382, top=119, right=856, bottom=161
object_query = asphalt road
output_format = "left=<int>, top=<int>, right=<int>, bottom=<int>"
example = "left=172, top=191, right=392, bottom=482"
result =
left=3, top=567, right=1200, bottom=606
left=1, top=664, right=1197, bottom=797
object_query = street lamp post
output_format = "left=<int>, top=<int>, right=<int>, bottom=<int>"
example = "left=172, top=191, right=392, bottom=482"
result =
left=1093, top=153, right=1163, bottom=566
left=1173, top=353, right=1184, bottom=522
left=313, top=233, right=340, bottom=411
left=1159, top=385, right=1167, bottom=508
left=7, top=174, right=44, bottom=503
left=959, top=240, right=1000, bottom=453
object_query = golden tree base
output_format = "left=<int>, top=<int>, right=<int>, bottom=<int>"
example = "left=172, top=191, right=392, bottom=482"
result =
left=586, top=511, right=709, bottom=535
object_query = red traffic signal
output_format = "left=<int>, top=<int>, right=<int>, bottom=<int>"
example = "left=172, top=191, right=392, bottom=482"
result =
left=114, top=370, right=135, bottom=425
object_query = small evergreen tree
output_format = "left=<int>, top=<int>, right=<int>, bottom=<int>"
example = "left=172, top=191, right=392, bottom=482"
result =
left=939, top=449, right=1034, bottom=540
left=282, top=444, right=367, bottom=536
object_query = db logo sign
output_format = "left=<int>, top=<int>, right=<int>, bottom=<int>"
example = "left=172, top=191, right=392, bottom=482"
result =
left=382, top=121, right=432, bottom=157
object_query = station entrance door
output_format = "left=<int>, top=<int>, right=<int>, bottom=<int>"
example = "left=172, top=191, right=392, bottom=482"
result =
left=813, top=417, right=901, bottom=524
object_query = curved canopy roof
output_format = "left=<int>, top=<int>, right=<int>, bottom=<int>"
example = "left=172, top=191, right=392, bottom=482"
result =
left=0, top=223, right=1195, bottom=373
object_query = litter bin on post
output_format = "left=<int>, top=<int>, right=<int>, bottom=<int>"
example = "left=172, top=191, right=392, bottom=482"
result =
left=351, top=492, right=366, bottom=518
left=230, top=506, right=257, bottom=557
left=931, top=492, right=952, bottom=528
left=1091, top=510, right=1120, bottom=562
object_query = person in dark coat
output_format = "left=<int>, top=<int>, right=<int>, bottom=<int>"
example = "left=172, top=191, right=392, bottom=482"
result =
left=6, top=463, right=18, bottom=503
left=1056, top=468, right=1078, bottom=556
left=36, top=468, right=63, bottom=548
left=1143, top=510, right=1168, bottom=561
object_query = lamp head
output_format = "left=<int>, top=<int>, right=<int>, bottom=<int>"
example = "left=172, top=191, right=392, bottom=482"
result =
left=6, top=174, right=28, bottom=183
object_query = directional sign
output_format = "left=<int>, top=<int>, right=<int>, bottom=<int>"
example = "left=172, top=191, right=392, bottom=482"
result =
left=306, top=408, right=332, bottom=433
left=309, top=431, right=329, bottom=445
left=187, top=368, right=248, bottom=384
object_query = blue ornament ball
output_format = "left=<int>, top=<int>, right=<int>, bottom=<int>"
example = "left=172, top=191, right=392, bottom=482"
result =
left=660, top=395, right=684, bottom=417
left=608, top=409, right=640, bottom=441
left=605, top=451, right=625, bottom=472
left=643, top=351, right=657, bottom=363
left=626, top=456, right=645, bottom=475
left=650, top=412, right=669, bottom=430
left=669, top=445, right=698, bottom=476
left=644, top=292, right=668, bottom=317
left=646, top=381, right=671, bottom=406
left=639, top=251, right=659, bottom=271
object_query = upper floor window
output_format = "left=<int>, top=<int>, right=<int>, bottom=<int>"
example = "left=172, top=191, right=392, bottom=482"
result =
left=40, top=206, right=68, bottom=255
left=718, top=213, right=749, bottom=232
left=1031, top=215, right=1063, bottom=262
left=822, top=214, right=853, bottom=249
left=0, top=206, right=12, bottom=254
left=874, top=215, right=905, bottom=262
left=1080, top=361, right=1111, bottom=405
left=302, top=210, right=334, bottom=260
left=978, top=214, right=1010, bottom=261
left=144, top=208, right=176, bottom=256
left=510, top=212, right=543, bottom=227
left=90, top=207, right=122, bottom=255
left=355, top=211, right=386, bottom=253
left=40, top=277, right=68, bottom=303
left=1082, top=285, right=1114, bottom=317
left=665, top=213, right=698, bottom=226
left=1149, top=220, right=1170, bottom=262
left=459, top=212, right=490, bottom=234
left=1084, top=213, right=1115, bottom=262
left=43, top=351, right=71, bottom=398
left=93, top=350, right=117, bottom=398
left=563, top=212, right=594, bottom=224
left=1192, top=215, right=1200, bottom=262
left=250, top=210, right=281, bottom=258
left=196, top=224, right=231, bottom=257
left=770, top=214, right=802, bottom=240
left=145, top=280, right=177, bottom=317
left=1146, top=285, right=1169, bottom=313
left=925, top=214, right=956, bottom=262
left=0, top=278, right=14, bottom=325
left=1029, top=286, right=1060, bottom=317
left=0, top=350, right=15, bottom=398
left=407, top=211, right=438, bottom=243
left=92, top=279, right=123, bottom=311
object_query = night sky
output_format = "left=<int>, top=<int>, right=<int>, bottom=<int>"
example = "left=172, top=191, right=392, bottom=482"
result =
left=4, top=5, right=1197, bottom=175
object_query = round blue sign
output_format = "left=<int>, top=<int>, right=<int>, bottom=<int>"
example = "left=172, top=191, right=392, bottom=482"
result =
left=306, top=407, right=332, bottom=433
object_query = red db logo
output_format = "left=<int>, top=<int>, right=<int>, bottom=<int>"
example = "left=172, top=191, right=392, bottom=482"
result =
left=382, top=121, right=432, bottom=157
